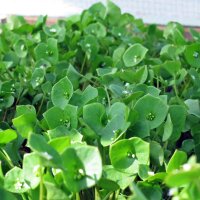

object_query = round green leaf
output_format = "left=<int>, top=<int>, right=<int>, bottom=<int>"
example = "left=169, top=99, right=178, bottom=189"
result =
left=184, top=43, right=200, bottom=68
left=123, top=44, right=148, bottom=67
left=34, top=38, right=58, bottom=65
left=13, top=39, right=27, bottom=58
left=110, top=137, right=149, bottom=174
left=61, top=145, right=102, bottom=192
left=51, top=77, right=73, bottom=109
left=4, top=167, right=30, bottom=193
left=84, top=22, right=106, bottom=38
left=133, top=94, right=168, bottom=129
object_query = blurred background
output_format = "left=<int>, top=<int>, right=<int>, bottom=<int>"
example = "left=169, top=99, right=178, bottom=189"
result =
left=0, top=0, right=200, bottom=26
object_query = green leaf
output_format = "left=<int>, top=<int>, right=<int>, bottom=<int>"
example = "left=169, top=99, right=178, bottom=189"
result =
left=4, top=167, right=30, bottom=193
left=83, top=102, right=105, bottom=133
left=34, top=38, right=58, bottom=65
left=0, top=129, right=17, bottom=144
left=12, top=106, right=37, bottom=138
left=100, top=102, right=130, bottom=146
left=43, top=105, right=77, bottom=130
left=165, top=164, right=200, bottom=187
left=185, top=99, right=200, bottom=118
left=51, top=77, right=73, bottom=109
left=13, top=39, right=27, bottom=58
left=31, top=68, right=45, bottom=89
left=168, top=105, right=187, bottom=142
left=61, top=145, right=102, bottom=192
left=166, top=150, right=187, bottom=173
left=28, top=134, right=62, bottom=167
left=84, top=22, right=106, bottom=38
left=184, top=43, right=200, bottom=68
left=23, top=152, right=42, bottom=189
left=110, top=137, right=149, bottom=174
left=0, top=188, right=17, bottom=200
left=123, top=44, right=148, bottom=67
left=103, top=165, right=135, bottom=189
left=70, top=85, right=98, bottom=107
left=48, top=136, right=71, bottom=154
left=163, top=114, right=173, bottom=141
left=150, top=141, right=164, bottom=166
left=133, top=94, right=168, bottom=129
left=161, top=60, right=181, bottom=76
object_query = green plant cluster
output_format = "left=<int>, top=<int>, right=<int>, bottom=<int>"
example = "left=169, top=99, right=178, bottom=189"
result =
left=1, top=1, right=200, bottom=199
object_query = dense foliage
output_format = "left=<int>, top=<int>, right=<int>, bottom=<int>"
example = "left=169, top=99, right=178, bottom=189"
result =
left=0, top=1, right=200, bottom=199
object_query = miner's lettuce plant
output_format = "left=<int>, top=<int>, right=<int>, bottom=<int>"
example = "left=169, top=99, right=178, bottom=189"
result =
left=0, top=1, right=200, bottom=199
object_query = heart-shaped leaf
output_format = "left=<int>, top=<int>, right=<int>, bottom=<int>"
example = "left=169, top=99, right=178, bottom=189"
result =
left=51, top=77, right=73, bottom=109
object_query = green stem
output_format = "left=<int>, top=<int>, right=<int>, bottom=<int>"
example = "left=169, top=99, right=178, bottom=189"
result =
left=80, top=54, right=87, bottom=74
left=0, top=149, right=14, bottom=169
left=76, top=192, right=80, bottom=200
left=39, top=166, right=44, bottom=200
left=104, top=86, right=111, bottom=108
left=37, top=94, right=45, bottom=116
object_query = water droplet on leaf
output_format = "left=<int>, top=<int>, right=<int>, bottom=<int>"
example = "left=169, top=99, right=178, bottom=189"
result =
left=193, top=51, right=199, bottom=58
left=50, top=28, right=57, bottom=33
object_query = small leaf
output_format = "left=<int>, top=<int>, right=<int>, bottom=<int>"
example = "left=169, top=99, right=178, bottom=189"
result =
left=13, top=39, right=27, bottom=58
left=184, top=43, right=200, bottom=68
left=110, top=137, right=149, bottom=174
left=0, top=129, right=17, bottom=144
left=123, top=44, right=148, bottom=67
left=133, top=94, right=168, bottom=129
left=51, top=77, right=73, bottom=109
left=34, top=38, right=58, bottom=64
left=23, top=153, right=42, bottom=189
left=83, top=102, right=105, bottom=133
left=61, top=145, right=102, bottom=192
left=4, top=167, right=30, bottom=193
left=12, top=107, right=37, bottom=138
left=166, top=150, right=187, bottom=173
left=84, top=22, right=106, bottom=38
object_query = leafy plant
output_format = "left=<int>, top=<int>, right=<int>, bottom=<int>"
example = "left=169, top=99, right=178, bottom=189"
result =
left=0, top=1, right=200, bottom=199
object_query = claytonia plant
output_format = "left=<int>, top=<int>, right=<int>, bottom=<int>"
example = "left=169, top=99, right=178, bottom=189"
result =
left=0, top=1, right=200, bottom=199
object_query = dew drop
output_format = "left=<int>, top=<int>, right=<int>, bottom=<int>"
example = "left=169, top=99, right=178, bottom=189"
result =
left=122, top=90, right=129, bottom=95
left=193, top=51, right=199, bottom=58
left=133, top=56, right=138, bottom=63
left=118, top=32, right=122, bottom=37
left=85, top=43, right=91, bottom=48
left=41, top=152, right=53, bottom=160
left=50, top=28, right=57, bottom=33
left=127, top=152, right=132, bottom=158
left=125, top=82, right=130, bottom=87
left=20, top=44, right=25, bottom=51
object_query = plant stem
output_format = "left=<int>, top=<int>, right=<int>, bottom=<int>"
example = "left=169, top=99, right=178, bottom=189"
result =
left=76, top=192, right=80, bottom=200
left=104, top=86, right=111, bottom=108
left=0, top=149, right=14, bottom=169
left=37, top=94, right=45, bottom=116
left=39, top=166, right=44, bottom=200
left=80, top=54, right=87, bottom=74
